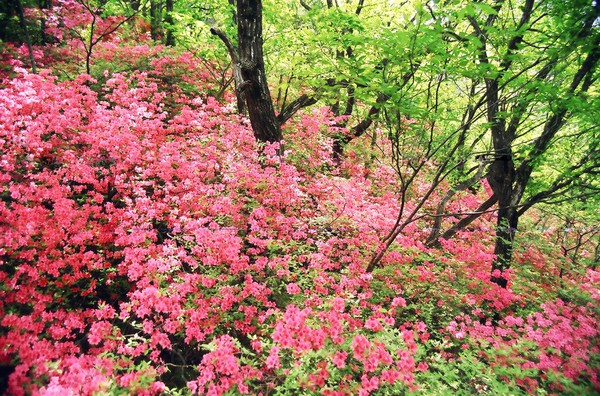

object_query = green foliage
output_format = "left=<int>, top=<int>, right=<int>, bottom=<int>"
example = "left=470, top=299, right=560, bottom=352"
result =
left=275, top=325, right=414, bottom=395
left=415, top=346, right=528, bottom=395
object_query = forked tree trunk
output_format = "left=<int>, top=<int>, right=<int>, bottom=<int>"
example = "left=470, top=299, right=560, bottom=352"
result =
left=236, top=0, right=282, bottom=144
left=212, top=0, right=314, bottom=144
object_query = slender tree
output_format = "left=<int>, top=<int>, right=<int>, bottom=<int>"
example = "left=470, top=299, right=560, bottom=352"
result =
left=466, top=0, right=600, bottom=286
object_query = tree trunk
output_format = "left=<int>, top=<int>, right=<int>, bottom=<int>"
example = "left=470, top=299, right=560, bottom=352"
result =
left=236, top=0, right=282, bottom=144
left=164, top=0, right=174, bottom=46
left=150, top=0, right=161, bottom=41
left=490, top=202, right=518, bottom=289
left=14, top=0, right=37, bottom=73
left=486, top=122, right=518, bottom=287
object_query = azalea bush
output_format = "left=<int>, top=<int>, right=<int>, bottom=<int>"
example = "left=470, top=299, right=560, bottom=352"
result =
left=1, top=8, right=599, bottom=395
left=0, top=62, right=410, bottom=394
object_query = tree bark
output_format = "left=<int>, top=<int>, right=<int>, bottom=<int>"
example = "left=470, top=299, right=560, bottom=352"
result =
left=164, top=0, right=174, bottom=46
left=490, top=202, right=518, bottom=289
left=277, top=94, right=317, bottom=124
left=212, top=1, right=315, bottom=141
left=236, top=0, right=282, bottom=144
left=209, top=27, right=247, bottom=114
left=486, top=122, right=518, bottom=288
left=150, top=0, right=161, bottom=41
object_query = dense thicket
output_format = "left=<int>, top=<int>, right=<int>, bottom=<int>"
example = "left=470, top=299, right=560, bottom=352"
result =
left=0, top=1, right=598, bottom=395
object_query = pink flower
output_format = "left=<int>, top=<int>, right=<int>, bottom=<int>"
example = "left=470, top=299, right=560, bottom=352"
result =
left=415, top=321, right=427, bottom=333
left=364, top=317, right=383, bottom=332
left=351, top=335, right=370, bottom=359
left=251, top=339, right=263, bottom=353
left=266, top=346, right=281, bottom=369
left=360, top=374, right=379, bottom=393
left=392, top=297, right=407, bottom=308
left=332, top=350, right=347, bottom=368
left=286, top=282, right=301, bottom=295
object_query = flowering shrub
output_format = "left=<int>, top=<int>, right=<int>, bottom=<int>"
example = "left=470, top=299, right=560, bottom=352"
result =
left=0, top=64, right=417, bottom=394
left=0, top=21, right=599, bottom=395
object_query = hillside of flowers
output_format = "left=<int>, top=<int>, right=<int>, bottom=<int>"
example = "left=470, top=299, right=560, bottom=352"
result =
left=1, top=11, right=599, bottom=396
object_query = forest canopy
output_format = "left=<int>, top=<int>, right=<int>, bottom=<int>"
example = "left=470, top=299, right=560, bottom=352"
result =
left=0, top=0, right=599, bottom=395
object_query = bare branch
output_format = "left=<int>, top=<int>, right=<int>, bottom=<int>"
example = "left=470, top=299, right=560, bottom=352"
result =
left=209, top=27, right=239, bottom=63
left=276, top=94, right=317, bottom=125
left=299, top=0, right=311, bottom=11
left=427, top=194, right=499, bottom=248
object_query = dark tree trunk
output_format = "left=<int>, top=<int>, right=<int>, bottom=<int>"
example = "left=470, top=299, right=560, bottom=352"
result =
left=485, top=164, right=517, bottom=289
left=236, top=0, right=282, bottom=144
left=13, top=0, right=37, bottom=73
left=484, top=68, right=518, bottom=287
left=490, top=201, right=518, bottom=289
left=212, top=1, right=313, bottom=133
left=164, top=0, right=174, bottom=46
left=150, top=0, right=161, bottom=41
left=483, top=2, right=599, bottom=289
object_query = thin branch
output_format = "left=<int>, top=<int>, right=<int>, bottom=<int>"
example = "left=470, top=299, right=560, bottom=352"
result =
left=428, top=194, right=499, bottom=248
left=209, top=27, right=239, bottom=64
left=425, top=160, right=487, bottom=245
left=299, top=0, right=311, bottom=11
left=276, top=94, right=318, bottom=125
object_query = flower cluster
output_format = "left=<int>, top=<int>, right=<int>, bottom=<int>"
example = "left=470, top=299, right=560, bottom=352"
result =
left=1, top=12, right=599, bottom=394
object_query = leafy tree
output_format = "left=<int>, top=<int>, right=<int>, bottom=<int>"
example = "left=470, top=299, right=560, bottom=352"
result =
left=351, top=0, right=600, bottom=288
left=444, top=0, right=600, bottom=287
left=198, top=0, right=600, bottom=285
left=209, top=0, right=316, bottom=145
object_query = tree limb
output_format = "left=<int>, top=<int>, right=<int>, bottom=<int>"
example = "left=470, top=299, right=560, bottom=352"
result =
left=276, top=94, right=317, bottom=124
left=427, top=194, right=498, bottom=248
left=299, top=0, right=311, bottom=11
left=210, top=26, right=247, bottom=114
left=209, top=27, right=239, bottom=64
left=425, top=161, right=487, bottom=245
